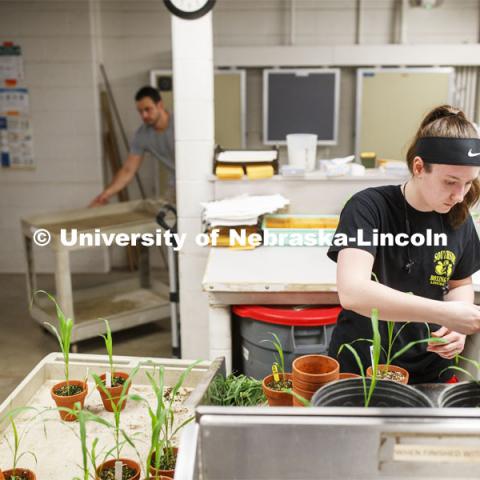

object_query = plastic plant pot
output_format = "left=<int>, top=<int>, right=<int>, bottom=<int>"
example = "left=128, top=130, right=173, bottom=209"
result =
left=338, top=373, right=360, bottom=380
left=439, top=382, right=480, bottom=408
left=311, top=378, right=433, bottom=407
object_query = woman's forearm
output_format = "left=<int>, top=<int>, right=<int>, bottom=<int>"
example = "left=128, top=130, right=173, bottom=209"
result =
left=338, top=279, right=445, bottom=324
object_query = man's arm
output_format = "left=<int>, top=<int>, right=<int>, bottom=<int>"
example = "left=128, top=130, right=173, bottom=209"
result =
left=89, top=153, right=143, bottom=207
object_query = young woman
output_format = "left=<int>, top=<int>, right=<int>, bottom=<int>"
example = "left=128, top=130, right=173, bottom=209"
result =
left=327, top=105, right=480, bottom=383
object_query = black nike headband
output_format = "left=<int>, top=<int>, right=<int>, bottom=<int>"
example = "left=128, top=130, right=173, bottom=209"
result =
left=415, top=137, right=480, bottom=166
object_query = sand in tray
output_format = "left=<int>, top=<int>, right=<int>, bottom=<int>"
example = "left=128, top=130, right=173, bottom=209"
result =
left=0, top=380, right=192, bottom=479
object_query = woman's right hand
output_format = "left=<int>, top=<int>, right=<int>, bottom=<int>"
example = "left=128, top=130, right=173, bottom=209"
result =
left=442, top=301, right=480, bottom=334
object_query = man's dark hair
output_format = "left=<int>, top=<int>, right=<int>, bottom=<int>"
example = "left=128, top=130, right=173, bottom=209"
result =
left=135, top=86, right=162, bottom=103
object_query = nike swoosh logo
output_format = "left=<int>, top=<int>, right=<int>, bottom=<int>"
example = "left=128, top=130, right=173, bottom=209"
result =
left=468, top=149, right=480, bottom=157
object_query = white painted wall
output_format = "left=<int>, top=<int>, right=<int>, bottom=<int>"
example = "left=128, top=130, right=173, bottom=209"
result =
left=0, top=0, right=105, bottom=274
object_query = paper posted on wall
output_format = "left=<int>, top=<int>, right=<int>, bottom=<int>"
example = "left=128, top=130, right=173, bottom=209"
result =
left=0, top=87, right=34, bottom=168
left=0, top=43, right=24, bottom=81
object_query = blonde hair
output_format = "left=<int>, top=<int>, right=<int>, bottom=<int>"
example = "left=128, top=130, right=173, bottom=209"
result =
left=406, top=105, right=480, bottom=228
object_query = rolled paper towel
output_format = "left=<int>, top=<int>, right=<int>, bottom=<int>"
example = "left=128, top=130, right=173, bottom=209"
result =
left=246, top=164, right=274, bottom=179
left=215, top=165, right=244, bottom=179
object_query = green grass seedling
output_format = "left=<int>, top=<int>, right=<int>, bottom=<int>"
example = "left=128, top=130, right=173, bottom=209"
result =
left=99, top=319, right=115, bottom=386
left=1, top=407, right=39, bottom=479
left=206, top=374, right=266, bottom=406
left=136, top=360, right=200, bottom=476
left=34, top=290, right=73, bottom=388
left=92, top=363, right=141, bottom=463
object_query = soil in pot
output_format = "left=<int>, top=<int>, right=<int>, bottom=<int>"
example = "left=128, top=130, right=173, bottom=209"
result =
left=97, top=372, right=131, bottom=412
left=366, top=364, right=409, bottom=384
left=262, top=373, right=293, bottom=406
left=51, top=380, right=88, bottom=421
left=292, top=355, right=339, bottom=384
left=3, top=469, right=36, bottom=480
left=96, top=458, right=140, bottom=480
left=149, top=448, right=178, bottom=479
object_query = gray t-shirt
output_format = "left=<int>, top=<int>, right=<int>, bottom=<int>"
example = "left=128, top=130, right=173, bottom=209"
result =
left=130, top=113, right=175, bottom=172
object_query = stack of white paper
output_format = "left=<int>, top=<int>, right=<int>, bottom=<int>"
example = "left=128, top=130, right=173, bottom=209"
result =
left=217, top=150, right=277, bottom=163
left=202, top=194, right=290, bottom=226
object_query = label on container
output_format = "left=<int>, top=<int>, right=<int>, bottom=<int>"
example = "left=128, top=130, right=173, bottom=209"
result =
left=242, top=346, right=249, bottom=361
left=393, top=444, right=480, bottom=463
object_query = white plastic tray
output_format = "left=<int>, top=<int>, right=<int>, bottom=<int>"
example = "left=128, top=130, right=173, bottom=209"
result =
left=0, top=353, right=223, bottom=479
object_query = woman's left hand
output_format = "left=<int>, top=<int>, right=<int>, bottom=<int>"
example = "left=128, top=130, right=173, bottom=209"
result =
left=427, top=326, right=466, bottom=359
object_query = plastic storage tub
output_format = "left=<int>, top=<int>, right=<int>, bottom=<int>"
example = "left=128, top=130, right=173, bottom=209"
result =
left=233, top=305, right=340, bottom=379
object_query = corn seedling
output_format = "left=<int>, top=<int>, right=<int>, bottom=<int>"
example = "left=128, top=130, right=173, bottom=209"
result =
left=261, top=333, right=292, bottom=391
left=338, top=307, right=381, bottom=407
left=35, top=290, right=74, bottom=390
left=369, top=275, right=445, bottom=372
left=68, top=402, right=110, bottom=480
left=440, top=354, right=480, bottom=382
left=136, top=360, right=200, bottom=475
left=92, top=363, right=141, bottom=463
left=1, top=407, right=39, bottom=478
left=99, top=319, right=122, bottom=388
left=206, top=374, right=266, bottom=406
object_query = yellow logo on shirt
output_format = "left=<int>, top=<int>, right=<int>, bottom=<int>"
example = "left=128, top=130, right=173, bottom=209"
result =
left=429, top=250, right=456, bottom=287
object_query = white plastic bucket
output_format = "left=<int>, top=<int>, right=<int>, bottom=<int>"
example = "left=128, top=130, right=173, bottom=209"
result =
left=286, top=134, right=318, bottom=171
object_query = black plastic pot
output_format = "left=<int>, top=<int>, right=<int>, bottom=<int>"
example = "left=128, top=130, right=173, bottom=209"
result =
left=311, top=378, right=433, bottom=407
left=439, top=381, right=480, bottom=408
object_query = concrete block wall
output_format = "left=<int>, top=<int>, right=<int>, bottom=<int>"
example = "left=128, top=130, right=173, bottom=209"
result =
left=0, top=0, right=105, bottom=274
left=2, top=0, right=480, bottom=358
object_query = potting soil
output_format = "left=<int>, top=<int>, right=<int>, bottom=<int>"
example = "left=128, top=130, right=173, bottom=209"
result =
left=99, top=465, right=137, bottom=480
left=375, top=370, right=405, bottom=382
left=0, top=380, right=192, bottom=479
left=267, top=379, right=293, bottom=391
left=53, top=384, right=84, bottom=396
left=4, top=473, right=30, bottom=480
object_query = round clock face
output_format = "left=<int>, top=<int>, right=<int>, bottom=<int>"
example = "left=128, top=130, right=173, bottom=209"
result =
left=164, top=0, right=215, bottom=19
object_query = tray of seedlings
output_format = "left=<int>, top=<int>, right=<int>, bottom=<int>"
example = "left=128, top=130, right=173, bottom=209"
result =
left=0, top=295, right=223, bottom=480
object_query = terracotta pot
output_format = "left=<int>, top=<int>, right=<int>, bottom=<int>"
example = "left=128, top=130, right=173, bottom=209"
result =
left=292, top=383, right=318, bottom=408
left=95, top=458, right=140, bottom=480
left=293, top=376, right=327, bottom=393
left=262, top=373, right=293, bottom=406
left=3, top=469, right=36, bottom=480
left=339, top=372, right=361, bottom=380
left=97, top=371, right=131, bottom=412
left=366, top=364, right=409, bottom=385
left=149, top=447, right=178, bottom=479
left=0, top=469, right=4, bottom=480
left=51, top=380, right=88, bottom=422
left=292, top=355, right=339, bottom=385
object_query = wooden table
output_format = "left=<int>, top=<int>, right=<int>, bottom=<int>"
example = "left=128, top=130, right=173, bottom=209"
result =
left=21, top=199, right=171, bottom=350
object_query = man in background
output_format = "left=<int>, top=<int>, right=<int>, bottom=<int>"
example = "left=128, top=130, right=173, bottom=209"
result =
left=90, top=86, right=174, bottom=206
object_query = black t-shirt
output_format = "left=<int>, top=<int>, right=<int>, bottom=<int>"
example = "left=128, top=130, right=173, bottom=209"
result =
left=327, top=185, right=480, bottom=383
